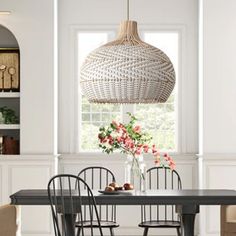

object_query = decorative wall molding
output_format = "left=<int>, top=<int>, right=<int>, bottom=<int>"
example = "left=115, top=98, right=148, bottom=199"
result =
left=59, top=153, right=197, bottom=161
left=0, top=154, right=59, bottom=162
left=0, top=154, right=57, bottom=236
left=199, top=154, right=236, bottom=236
left=198, top=153, right=236, bottom=161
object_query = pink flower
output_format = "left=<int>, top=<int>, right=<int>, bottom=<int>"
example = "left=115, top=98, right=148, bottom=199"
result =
left=101, top=137, right=108, bottom=143
left=152, top=145, right=159, bottom=155
left=164, top=153, right=171, bottom=161
left=108, top=137, right=114, bottom=145
left=125, top=138, right=134, bottom=149
left=154, top=158, right=160, bottom=166
left=143, top=144, right=149, bottom=153
left=169, top=162, right=176, bottom=170
left=116, top=136, right=122, bottom=143
left=120, top=125, right=127, bottom=133
left=152, top=144, right=157, bottom=153
left=112, top=120, right=119, bottom=128
left=135, top=147, right=142, bottom=155
left=164, top=153, right=176, bottom=170
left=133, top=125, right=141, bottom=133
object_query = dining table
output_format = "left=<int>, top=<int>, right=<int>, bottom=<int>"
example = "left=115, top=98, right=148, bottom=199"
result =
left=10, top=189, right=236, bottom=236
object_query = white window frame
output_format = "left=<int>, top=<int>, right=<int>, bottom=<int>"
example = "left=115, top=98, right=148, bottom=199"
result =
left=68, top=24, right=196, bottom=156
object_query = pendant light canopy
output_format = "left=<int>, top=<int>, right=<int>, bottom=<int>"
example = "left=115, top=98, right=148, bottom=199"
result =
left=80, top=2, right=175, bottom=104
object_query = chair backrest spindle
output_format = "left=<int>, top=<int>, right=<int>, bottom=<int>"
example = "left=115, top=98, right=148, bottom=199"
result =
left=141, top=167, right=182, bottom=223
left=78, top=167, right=116, bottom=223
left=48, top=174, right=103, bottom=236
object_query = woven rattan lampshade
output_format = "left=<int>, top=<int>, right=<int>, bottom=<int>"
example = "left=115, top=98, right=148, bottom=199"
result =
left=80, top=20, right=175, bottom=103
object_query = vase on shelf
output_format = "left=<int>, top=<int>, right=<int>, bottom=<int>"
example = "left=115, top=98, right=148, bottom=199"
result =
left=124, top=154, right=146, bottom=192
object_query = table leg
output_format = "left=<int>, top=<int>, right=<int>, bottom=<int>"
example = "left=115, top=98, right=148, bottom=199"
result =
left=176, top=205, right=199, bottom=236
left=64, top=214, right=76, bottom=236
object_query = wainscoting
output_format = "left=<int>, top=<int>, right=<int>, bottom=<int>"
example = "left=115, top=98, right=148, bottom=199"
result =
left=2, top=154, right=235, bottom=236
left=0, top=155, right=57, bottom=236
left=200, top=154, right=236, bottom=236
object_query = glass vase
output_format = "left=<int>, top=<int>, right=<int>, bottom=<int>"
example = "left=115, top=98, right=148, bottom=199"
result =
left=124, top=154, right=146, bottom=192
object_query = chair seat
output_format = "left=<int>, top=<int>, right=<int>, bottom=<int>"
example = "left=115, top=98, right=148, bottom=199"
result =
left=76, top=220, right=119, bottom=228
left=139, top=220, right=181, bottom=228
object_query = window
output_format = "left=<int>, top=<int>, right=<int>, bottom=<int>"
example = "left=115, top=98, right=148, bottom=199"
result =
left=78, top=33, right=121, bottom=151
left=78, top=31, right=179, bottom=152
left=135, top=32, right=178, bottom=151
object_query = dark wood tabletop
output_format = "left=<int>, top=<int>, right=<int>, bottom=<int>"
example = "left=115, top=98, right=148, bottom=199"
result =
left=10, top=189, right=236, bottom=236
left=10, top=189, right=236, bottom=206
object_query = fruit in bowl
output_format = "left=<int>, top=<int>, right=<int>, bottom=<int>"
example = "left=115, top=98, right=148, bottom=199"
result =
left=103, top=182, right=134, bottom=192
left=123, top=183, right=134, bottom=190
left=105, top=186, right=115, bottom=192
left=109, top=182, right=119, bottom=189
left=115, top=186, right=125, bottom=191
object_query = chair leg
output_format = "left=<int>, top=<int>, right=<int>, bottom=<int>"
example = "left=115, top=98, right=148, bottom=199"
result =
left=77, top=227, right=81, bottom=236
left=143, top=227, right=149, bottom=236
left=109, top=227, right=114, bottom=236
left=176, top=227, right=181, bottom=236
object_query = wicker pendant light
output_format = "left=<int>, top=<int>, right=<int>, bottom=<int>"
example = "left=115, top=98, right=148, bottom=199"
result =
left=80, top=1, right=175, bottom=104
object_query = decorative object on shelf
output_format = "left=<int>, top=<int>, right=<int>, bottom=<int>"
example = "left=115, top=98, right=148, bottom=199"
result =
left=80, top=0, right=175, bottom=104
left=0, top=64, right=6, bottom=92
left=0, top=135, right=3, bottom=154
left=0, top=135, right=19, bottom=155
left=0, top=48, right=20, bottom=92
left=8, top=67, right=16, bottom=92
left=0, top=106, right=19, bottom=124
left=3, top=136, right=19, bottom=154
left=98, top=113, right=175, bottom=191
left=0, top=112, right=4, bottom=124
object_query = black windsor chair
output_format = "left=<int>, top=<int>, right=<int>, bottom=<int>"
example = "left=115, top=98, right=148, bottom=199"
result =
left=48, top=174, right=103, bottom=236
left=77, top=167, right=119, bottom=236
left=138, top=167, right=182, bottom=236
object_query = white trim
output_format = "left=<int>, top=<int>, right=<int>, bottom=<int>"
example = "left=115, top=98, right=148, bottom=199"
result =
left=59, top=153, right=197, bottom=162
left=68, top=25, right=77, bottom=153
left=198, top=0, right=204, bottom=156
left=199, top=153, right=236, bottom=161
left=0, top=92, right=20, bottom=98
left=0, top=154, right=58, bottom=162
left=0, top=124, right=20, bottom=129
left=53, top=0, right=58, bottom=156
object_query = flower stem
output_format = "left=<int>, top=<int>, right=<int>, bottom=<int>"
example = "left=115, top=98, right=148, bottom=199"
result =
left=132, top=155, right=145, bottom=180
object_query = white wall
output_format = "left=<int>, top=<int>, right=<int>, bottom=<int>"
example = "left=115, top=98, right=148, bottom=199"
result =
left=203, top=0, right=236, bottom=154
left=0, top=1, right=57, bottom=236
left=0, top=0, right=56, bottom=154
left=200, top=0, right=236, bottom=235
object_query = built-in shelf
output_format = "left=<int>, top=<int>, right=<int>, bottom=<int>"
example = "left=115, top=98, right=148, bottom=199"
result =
left=0, top=92, right=20, bottom=98
left=0, top=124, right=20, bottom=129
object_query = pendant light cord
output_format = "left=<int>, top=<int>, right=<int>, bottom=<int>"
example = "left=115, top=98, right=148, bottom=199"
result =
left=127, top=0, right=129, bottom=20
